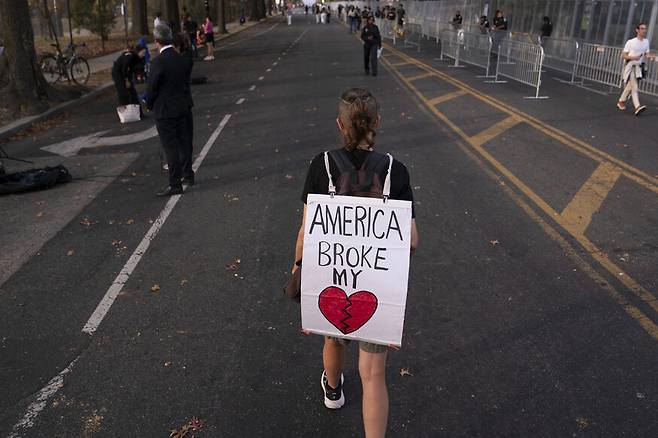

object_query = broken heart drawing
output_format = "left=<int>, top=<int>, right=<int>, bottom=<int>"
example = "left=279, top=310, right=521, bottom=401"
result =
left=318, top=286, right=378, bottom=334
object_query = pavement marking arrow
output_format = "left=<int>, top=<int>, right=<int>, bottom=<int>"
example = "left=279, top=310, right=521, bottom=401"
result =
left=40, top=125, right=158, bottom=157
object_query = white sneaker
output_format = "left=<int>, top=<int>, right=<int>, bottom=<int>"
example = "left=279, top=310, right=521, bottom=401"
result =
left=320, top=371, right=345, bottom=409
left=203, top=56, right=212, bottom=61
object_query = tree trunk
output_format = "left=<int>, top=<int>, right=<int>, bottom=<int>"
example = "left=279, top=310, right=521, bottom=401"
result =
left=217, top=0, right=227, bottom=33
left=130, top=0, right=149, bottom=36
left=163, top=0, right=180, bottom=28
left=0, top=0, right=50, bottom=114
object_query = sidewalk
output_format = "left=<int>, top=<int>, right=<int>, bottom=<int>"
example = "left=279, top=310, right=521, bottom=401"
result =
left=0, top=19, right=269, bottom=142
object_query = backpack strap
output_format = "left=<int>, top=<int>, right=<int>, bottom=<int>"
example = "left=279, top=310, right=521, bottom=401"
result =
left=382, top=153, right=393, bottom=201
left=323, top=151, right=336, bottom=196
left=328, top=148, right=356, bottom=174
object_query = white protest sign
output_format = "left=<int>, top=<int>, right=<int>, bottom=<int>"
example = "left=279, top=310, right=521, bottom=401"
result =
left=301, top=194, right=412, bottom=347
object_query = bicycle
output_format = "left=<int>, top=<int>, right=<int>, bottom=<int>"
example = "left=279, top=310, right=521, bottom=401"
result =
left=39, top=43, right=90, bottom=85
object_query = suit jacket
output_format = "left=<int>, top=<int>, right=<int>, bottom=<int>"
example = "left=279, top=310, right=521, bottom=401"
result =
left=146, top=47, right=194, bottom=119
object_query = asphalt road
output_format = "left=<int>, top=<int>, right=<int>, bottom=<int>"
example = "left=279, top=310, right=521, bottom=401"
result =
left=1, top=14, right=657, bottom=437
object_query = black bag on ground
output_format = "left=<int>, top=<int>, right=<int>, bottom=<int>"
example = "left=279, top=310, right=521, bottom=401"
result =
left=0, top=165, right=72, bottom=195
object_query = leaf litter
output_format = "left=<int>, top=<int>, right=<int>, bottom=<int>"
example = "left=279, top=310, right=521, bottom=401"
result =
left=169, top=417, right=204, bottom=438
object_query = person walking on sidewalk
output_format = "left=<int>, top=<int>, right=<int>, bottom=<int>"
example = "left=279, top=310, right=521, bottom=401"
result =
left=361, top=16, right=382, bottom=77
left=111, top=44, right=146, bottom=113
left=146, top=26, right=195, bottom=197
left=617, top=22, right=656, bottom=116
left=183, top=14, right=198, bottom=58
left=294, top=87, right=418, bottom=438
left=203, top=16, right=215, bottom=61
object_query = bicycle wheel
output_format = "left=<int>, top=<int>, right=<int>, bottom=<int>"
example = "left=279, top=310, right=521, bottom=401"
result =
left=40, top=55, right=61, bottom=84
left=69, top=57, right=90, bottom=85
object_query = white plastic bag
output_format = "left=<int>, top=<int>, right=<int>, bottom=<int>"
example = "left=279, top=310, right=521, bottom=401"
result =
left=117, top=104, right=141, bottom=123
left=377, top=47, right=383, bottom=59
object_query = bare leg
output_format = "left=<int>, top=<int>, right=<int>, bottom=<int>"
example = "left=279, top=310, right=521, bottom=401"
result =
left=359, top=349, right=388, bottom=438
left=323, top=337, right=346, bottom=388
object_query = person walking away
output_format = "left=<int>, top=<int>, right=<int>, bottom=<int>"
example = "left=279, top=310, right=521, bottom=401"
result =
left=452, top=10, right=463, bottom=29
left=146, top=25, right=195, bottom=197
left=397, top=4, right=406, bottom=28
left=362, top=16, right=381, bottom=77
left=618, top=22, right=656, bottom=116
left=305, top=5, right=309, bottom=15
left=315, top=4, right=321, bottom=24
left=320, top=7, right=327, bottom=24
left=326, top=6, right=331, bottom=24
left=491, top=10, right=507, bottom=56
left=349, top=7, right=357, bottom=33
left=540, top=16, right=553, bottom=40
left=338, top=4, right=343, bottom=20
left=287, top=6, right=293, bottom=25
left=293, top=87, right=419, bottom=438
left=203, top=16, right=215, bottom=61
left=112, top=44, right=146, bottom=117
left=183, top=15, right=198, bottom=58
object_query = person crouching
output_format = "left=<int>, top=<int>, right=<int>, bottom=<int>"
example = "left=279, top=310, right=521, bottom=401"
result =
left=112, top=44, right=146, bottom=115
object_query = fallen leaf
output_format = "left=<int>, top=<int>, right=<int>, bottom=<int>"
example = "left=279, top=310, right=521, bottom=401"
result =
left=576, top=416, right=589, bottom=430
left=80, top=217, right=97, bottom=227
left=126, top=219, right=135, bottom=225
left=66, top=249, right=75, bottom=256
left=399, top=367, right=413, bottom=377
left=490, top=240, right=500, bottom=246
left=36, top=211, right=44, bottom=218
left=225, top=258, right=241, bottom=271
left=180, top=279, right=189, bottom=286
left=164, top=361, right=172, bottom=367
left=150, top=284, right=161, bottom=293
left=285, top=174, right=294, bottom=180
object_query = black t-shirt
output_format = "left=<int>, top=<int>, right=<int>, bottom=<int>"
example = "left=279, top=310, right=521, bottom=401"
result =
left=493, top=16, right=507, bottom=30
left=301, top=149, right=415, bottom=218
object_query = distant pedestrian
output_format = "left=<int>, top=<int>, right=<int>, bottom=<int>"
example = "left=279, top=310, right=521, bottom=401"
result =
left=479, top=15, right=490, bottom=34
left=315, top=4, right=321, bottom=24
left=617, top=22, right=656, bottom=116
left=492, top=10, right=508, bottom=31
left=361, top=16, right=381, bottom=77
left=452, top=10, right=463, bottom=29
left=305, top=5, right=309, bottom=15
left=287, top=7, right=293, bottom=26
left=321, top=7, right=327, bottom=24
left=154, top=12, right=165, bottom=31
left=111, top=44, right=146, bottom=114
left=203, top=16, right=215, bottom=61
left=146, top=25, right=195, bottom=197
left=326, top=6, right=331, bottom=24
left=349, top=7, right=357, bottom=33
left=182, top=14, right=198, bottom=58
left=540, top=16, right=553, bottom=39
left=294, top=87, right=418, bottom=438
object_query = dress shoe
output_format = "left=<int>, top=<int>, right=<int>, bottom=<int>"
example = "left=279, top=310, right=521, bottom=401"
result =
left=156, top=186, right=183, bottom=197
left=181, top=175, right=195, bottom=186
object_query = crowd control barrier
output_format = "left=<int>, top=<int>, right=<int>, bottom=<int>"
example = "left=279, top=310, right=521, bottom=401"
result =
left=422, top=17, right=440, bottom=42
left=378, top=18, right=397, bottom=45
left=439, top=30, right=463, bottom=67
left=574, top=43, right=624, bottom=90
left=460, top=31, right=495, bottom=77
left=404, top=23, right=423, bottom=52
left=541, top=37, right=580, bottom=83
left=490, top=39, right=548, bottom=99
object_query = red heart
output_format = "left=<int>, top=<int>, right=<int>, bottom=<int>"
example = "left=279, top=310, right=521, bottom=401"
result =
left=318, top=287, right=378, bottom=334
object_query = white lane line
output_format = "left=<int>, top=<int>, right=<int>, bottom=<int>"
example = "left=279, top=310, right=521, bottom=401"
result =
left=248, top=85, right=256, bottom=91
left=236, top=98, right=246, bottom=105
left=258, top=76, right=264, bottom=81
left=266, top=68, right=271, bottom=72
left=82, top=114, right=232, bottom=335
left=8, top=357, right=79, bottom=438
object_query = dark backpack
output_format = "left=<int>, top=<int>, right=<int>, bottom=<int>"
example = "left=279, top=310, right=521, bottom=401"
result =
left=324, top=149, right=393, bottom=199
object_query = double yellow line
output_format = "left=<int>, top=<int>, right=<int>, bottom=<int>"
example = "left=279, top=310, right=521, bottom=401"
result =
left=380, top=43, right=658, bottom=339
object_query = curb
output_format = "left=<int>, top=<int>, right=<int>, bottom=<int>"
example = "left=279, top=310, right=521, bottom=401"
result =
left=0, top=82, right=113, bottom=143
left=0, top=17, right=275, bottom=144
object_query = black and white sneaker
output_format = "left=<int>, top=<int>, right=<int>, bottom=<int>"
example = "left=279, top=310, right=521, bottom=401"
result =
left=321, top=371, right=345, bottom=409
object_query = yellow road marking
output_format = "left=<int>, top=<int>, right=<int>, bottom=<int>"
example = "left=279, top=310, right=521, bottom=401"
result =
left=469, top=116, right=522, bottom=147
left=381, top=52, right=658, bottom=337
left=407, top=72, right=435, bottom=81
left=427, top=90, right=467, bottom=106
left=561, top=162, right=622, bottom=235
left=383, top=44, right=658, bottom=195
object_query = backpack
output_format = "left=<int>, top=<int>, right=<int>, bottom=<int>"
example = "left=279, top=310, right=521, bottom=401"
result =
left=323, top=149, right=393, bottom=199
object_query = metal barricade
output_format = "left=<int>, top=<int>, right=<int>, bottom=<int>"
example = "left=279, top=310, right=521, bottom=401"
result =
left=404, top=23, right=422, bottom=52
left=379, top=19, right=397, bottom=45
left=638, top=58, right=658, bottom=97
left=541, top=37, right=580, bottom=83
left=423, top=17, right=440, bottom=42
left=490, top=39, right=548, bottom=99
left=459, top=31, right=494, bottom=77
left=439, top=29, right=462, bottom=67
left=574, top=43, right=624, bottom=89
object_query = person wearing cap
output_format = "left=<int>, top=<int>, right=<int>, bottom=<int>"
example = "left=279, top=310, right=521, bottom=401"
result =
left=146, top=25, right=195, bottom=197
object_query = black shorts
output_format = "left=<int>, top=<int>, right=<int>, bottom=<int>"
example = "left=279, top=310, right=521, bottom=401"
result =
left=205, top=32, right=215, bottom=44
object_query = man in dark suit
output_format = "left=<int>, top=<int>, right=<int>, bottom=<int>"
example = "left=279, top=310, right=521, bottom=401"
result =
left=146, top=25, right=195, bottom=196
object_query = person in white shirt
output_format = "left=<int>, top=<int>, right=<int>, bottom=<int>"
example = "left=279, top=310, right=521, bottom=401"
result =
left=617, top=22, right=656, bottom=116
